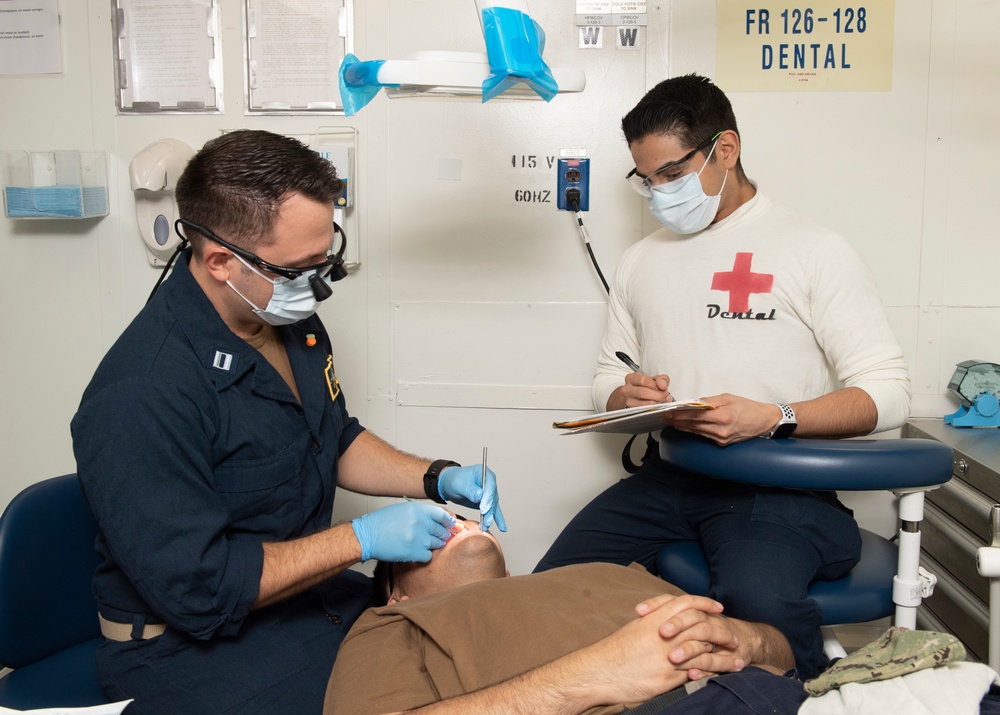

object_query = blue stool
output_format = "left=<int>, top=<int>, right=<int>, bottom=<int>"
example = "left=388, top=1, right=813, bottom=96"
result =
left=654, top=431, right=953, bottom=657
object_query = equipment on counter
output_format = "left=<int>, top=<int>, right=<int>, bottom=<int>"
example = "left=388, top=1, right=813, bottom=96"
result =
left=945, top=360, right=1000, bottom=427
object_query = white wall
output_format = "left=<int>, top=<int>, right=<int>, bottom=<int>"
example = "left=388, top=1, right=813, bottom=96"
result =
left=1, top=0, right=997, bottom=576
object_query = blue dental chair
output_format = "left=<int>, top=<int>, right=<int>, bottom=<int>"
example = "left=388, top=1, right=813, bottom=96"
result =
left=0, top=474, right=109, bottom=708
left=654, top=430, right=954, bottom=657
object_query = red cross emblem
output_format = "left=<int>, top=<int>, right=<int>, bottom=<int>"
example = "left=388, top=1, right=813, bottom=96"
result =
left=711, top=253, right=773, bottom=313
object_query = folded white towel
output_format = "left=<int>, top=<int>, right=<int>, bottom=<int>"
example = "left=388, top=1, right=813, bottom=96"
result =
left=799, top=661, right=998, bottom=715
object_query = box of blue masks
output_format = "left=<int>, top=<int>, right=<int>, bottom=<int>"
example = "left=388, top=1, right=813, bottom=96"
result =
left=2, top=150, right=109, bottom=219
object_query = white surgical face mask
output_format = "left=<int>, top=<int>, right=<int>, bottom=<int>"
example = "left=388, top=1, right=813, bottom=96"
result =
left=227, top=253, right=321, bottom=326
left=647, top=139, right=728, bottom=234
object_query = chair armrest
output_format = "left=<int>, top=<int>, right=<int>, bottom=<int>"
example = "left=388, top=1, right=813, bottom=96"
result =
left=658, top=429, right=953, bottom=491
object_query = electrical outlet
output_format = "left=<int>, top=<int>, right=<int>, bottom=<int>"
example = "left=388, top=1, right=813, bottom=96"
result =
left=557, top=157, right=590, bottom=211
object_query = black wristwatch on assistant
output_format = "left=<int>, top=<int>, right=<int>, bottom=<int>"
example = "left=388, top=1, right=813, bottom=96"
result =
left=768, top=403, right=798, bottom=439
left=423, top=459, right=459, bottom=503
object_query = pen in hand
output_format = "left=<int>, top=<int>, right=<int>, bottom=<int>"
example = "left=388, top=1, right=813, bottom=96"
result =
left=615, top=351, right=647, bottom=376
left=616, top=351, right=674, bottom=404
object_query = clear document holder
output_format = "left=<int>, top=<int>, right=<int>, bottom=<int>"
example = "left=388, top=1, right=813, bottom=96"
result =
left=1, top=151, right=109, bottom=219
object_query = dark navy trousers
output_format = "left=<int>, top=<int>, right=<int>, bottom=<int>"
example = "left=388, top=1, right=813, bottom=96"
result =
left=659, top=668, right=807, bottom=714
left=101, top=570, right=372, bottom=714
left=534, top=446, right=862, bottom=679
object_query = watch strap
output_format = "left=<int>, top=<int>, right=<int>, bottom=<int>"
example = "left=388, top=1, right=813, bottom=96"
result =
left=423, top=459, right=459, bottom=503
left=768, top=403, right=797, bottom=439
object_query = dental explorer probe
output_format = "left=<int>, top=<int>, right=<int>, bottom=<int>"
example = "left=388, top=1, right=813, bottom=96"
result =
left=480, top=447, right=489, bottom=533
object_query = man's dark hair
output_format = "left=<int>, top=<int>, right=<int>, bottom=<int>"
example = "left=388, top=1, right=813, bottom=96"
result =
left=621, top=74, right=746, bottom=180
left=175, top=129, right=343, bottom=253
left=372, top=560, right=393, bottom=607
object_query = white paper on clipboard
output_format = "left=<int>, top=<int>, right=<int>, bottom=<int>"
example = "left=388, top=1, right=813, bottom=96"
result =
left=244, top=0, right=352, bottom=113
left=553, top=400, right=714, bottom=435
left=113, top=0, right=222, bottom=113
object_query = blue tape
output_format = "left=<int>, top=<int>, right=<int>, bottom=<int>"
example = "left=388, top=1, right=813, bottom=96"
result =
left=338, top=53, right=399, bottom=116
left=481, top=7, right=558, bottom=103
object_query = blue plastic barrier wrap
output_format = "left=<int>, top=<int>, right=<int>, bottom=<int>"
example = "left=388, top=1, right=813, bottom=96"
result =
left=481, top=6, right=558, bottom=102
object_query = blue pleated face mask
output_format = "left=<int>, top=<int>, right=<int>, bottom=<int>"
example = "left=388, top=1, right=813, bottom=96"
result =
left=227, top=253, right=322, bottom=326
left=647, top=138, right=728, bottom=234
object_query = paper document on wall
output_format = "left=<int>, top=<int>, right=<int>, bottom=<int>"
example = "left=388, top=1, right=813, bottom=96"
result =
left=553, top=400, right=714, bottom=435
left=0, top=0, right=62, bottom=75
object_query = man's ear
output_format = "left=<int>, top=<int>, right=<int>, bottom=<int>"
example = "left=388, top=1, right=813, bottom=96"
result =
left=504, top=570, right=510, bottom=578
left=715, top=130, right=741, bottom=171
left=201, top=242, right=235, bottom=284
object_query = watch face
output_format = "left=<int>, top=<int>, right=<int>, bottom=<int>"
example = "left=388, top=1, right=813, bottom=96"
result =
left=772, top=422, right=797, bottom=439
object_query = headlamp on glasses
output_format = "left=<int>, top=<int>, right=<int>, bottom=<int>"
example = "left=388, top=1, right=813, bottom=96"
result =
left=175, top=218, right=348, bottom=302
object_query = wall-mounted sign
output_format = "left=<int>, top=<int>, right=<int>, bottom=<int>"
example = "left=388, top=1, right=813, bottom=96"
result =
left=0, top=0, right=61, bottom=75
left=575, top=0, right=646, bottom=27
left=717, top=1, right=895, bottom=91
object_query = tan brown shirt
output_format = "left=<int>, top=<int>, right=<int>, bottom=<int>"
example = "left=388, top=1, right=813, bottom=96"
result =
left=325, top=562, right=684, bottom=715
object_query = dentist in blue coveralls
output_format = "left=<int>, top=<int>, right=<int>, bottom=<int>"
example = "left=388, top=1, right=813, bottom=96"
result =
left=71, top=129, right=506, bottom=714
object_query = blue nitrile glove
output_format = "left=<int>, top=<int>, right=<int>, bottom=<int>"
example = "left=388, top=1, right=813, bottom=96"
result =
left=437, top=465, right=508, bottom=533
left=351, top=502, right=456, bottom=563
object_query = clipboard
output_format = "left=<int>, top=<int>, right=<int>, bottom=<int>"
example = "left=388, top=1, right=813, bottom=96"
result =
left=553, top=400, right=714, bottom=435
left=112, top=0, right=223, bottom=113
left=245, top=0, right=353, bottom=113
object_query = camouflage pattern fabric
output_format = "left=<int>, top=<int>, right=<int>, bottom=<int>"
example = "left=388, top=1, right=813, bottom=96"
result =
left=804, top=627, right=966, bottom=696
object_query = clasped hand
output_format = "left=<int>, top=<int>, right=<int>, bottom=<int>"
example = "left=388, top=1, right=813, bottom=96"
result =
left=438, top=464, right=508, bottom=533
left=582, top=593, right=744, bottom=706
left=634, top=593, right=744, bottom=679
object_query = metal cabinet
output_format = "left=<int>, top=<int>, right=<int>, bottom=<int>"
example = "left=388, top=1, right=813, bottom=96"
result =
left=905, top=419, right=1000, bottom=663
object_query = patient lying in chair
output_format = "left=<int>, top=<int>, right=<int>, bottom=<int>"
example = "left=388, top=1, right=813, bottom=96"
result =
left=323, top=515, right=797, bottom=715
